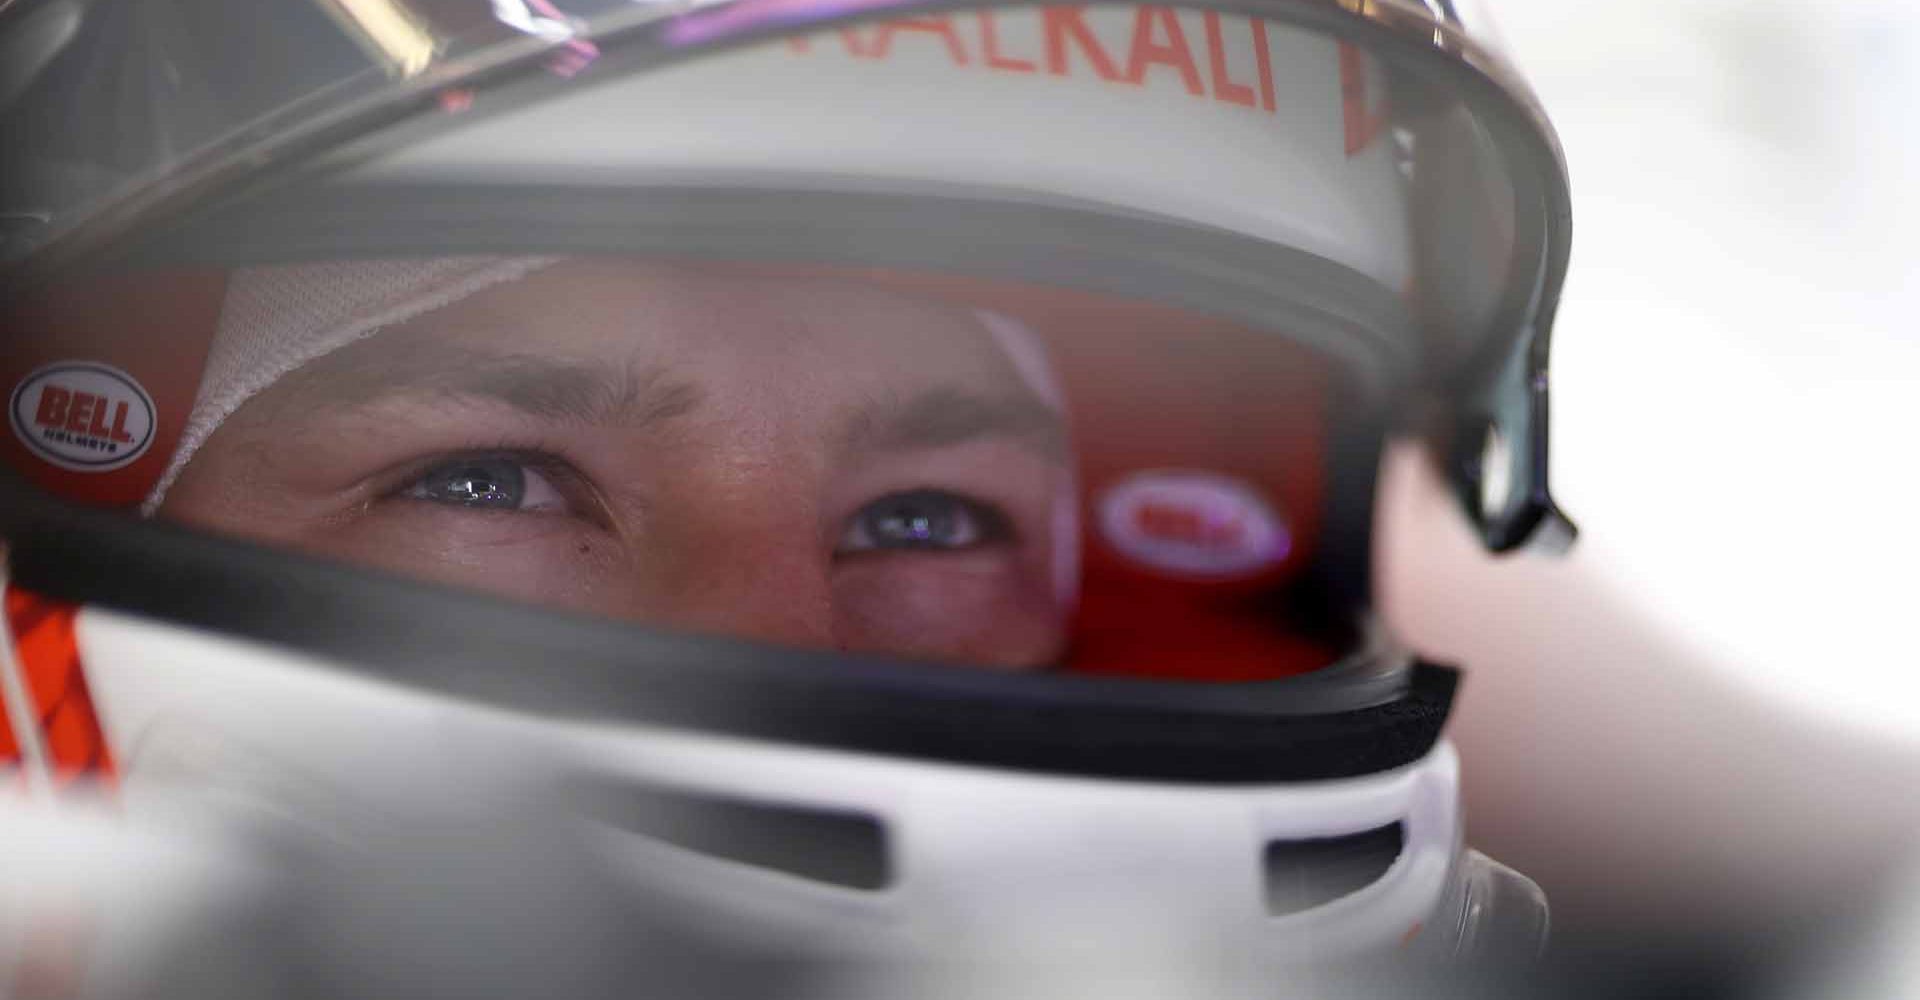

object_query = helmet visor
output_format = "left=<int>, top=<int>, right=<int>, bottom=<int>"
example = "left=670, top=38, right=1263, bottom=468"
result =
left=3, top=0, right=1558, bottom=684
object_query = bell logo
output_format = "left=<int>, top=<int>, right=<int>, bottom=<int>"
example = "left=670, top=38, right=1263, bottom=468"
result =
left=1098, top=470, right=1289, bottom=579
left=9, top=362, right=157, bottom=472
left=1132, top=500, right=1247, bottom=549
left=33, top=385, right=139, bottom=443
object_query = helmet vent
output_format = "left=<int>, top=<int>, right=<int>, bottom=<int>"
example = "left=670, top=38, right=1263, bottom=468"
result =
left=580, top=782, right=893, bottom=891
left=1262, top=821, right=1404, bottom=915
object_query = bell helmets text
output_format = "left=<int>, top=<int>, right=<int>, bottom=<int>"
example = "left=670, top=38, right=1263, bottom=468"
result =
left=9, top=362, right=156, bottom=472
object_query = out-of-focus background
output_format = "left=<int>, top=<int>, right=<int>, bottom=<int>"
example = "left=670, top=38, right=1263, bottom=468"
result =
left=1381, top=0, right=1920, bottom=967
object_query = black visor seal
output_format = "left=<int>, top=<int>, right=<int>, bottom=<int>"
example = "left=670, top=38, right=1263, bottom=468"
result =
left=3, top=472, right=1455, bottom=785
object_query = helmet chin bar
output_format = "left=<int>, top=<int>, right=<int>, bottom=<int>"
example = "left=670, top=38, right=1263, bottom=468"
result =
left=52, top=602, right=1540, bottom=984
left=557, top=725, right=1462, bottom=964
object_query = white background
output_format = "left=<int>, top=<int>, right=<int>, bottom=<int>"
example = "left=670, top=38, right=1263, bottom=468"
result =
left=1380, top=0, right=1920, bottom=945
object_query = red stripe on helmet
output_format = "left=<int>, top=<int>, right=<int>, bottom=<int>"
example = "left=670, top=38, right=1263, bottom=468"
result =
left=3, top=587, right=115, bottom=780
left=0, top=670, right=17, bottom=767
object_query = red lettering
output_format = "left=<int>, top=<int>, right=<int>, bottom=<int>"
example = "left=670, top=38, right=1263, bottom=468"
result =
left=33, top=385, right=70, bottom=427
left=1135, top=504, right=1186, bottom=540
left=1201, top=13, right=1254, bottom=107
left=1338, top=41, right=1391, bottom=155
left=786, top=29, right=870, bottom=57
left=86, top=395, right=112, bottom=437
left=1251, top=17, right=1276, bottom=112
left=977, top=11, right=1035, bottom=73
left=63, top=392, right=96, bottom=434
left=108, top=400, right=135, bottom=444
left=1123, top=7, right=1203, bottom=95
left=1135, top=503, right=1245, bottom=547
left=839, top=28, right=873, bottom=58
left=868, top=16, right=970, bottom=66
left=1042, top=6, right=1122, bottom=81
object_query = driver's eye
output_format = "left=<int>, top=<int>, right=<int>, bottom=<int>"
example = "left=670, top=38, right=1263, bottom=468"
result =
left=837, top=489, right=1012, bottom=555
left=402, top=455, right=572, bottom=513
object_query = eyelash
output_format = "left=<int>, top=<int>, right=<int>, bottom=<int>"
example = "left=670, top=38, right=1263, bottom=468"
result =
left=385, top=449, right=1019, bottom=555
left=383, top=447, right=611, bottom=526
left=835, top=489, right=1016, bottom=557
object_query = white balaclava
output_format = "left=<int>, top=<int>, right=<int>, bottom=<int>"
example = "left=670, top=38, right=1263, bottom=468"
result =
left=144, top=256, right=558, bottom=514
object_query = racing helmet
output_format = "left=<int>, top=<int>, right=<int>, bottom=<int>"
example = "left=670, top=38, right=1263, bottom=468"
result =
left=0, top=0, right=1572, bottom=988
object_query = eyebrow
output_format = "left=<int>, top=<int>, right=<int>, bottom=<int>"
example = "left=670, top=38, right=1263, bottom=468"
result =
left=264, top=339, right=1064, bottom=460
left=844, top=386, right=1068, bottom=463
left=268, top=343, right=704, bottom=429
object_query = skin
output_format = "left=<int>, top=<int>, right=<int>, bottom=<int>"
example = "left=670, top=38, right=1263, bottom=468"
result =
left=161, top=260, right=1071, bottom=669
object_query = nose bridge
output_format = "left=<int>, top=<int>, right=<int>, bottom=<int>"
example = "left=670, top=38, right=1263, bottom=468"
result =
left=660, top=463, right=839, bottom=652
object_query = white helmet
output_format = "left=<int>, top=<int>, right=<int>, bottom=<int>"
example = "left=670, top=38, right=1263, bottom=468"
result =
left=0, top=0, right=1569, bottom=993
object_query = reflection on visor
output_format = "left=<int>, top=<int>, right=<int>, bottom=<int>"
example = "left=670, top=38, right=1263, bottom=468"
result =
left=4, top=258, right=1358, bottom=681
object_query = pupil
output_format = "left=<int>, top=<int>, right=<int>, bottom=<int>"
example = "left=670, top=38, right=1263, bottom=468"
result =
left=873, top=496, right=953, bottom=546
left=435, top=460, right=522, bottom=507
